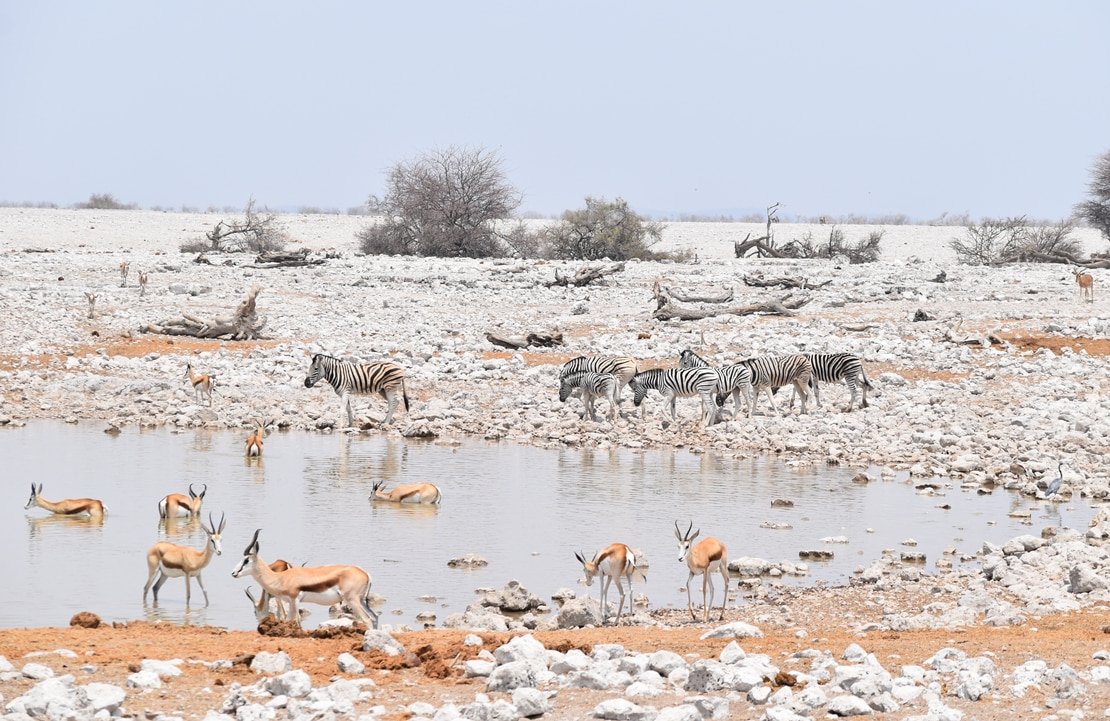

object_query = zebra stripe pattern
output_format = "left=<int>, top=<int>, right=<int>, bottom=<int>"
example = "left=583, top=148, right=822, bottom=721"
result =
left=790, top=352, right=872, bottom=411
left=304, top=353, right=410, bottom=427
left=629, top=367, right=720, bottom=427
left=559, top=356, right=638, bottom=404
left=735, top=354, right=813, bottom=417
left=678, top=350, right=754, bottom=417
left=559, top=371, right=619, bottom=422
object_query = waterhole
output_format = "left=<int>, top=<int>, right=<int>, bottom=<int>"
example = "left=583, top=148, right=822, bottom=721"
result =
left=2, top=422, right=1090, bottom=630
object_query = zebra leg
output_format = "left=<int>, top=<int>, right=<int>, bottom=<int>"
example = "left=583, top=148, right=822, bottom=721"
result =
left=844, top=377, right=858, bottom=412
left=383, top=388, right=400, bottom=424
left=585, top=391, right=598, bottom=422
left=700, top=390, right=717, bottom=427
left=761, top=385, right=779, bottom=416
left=811, top=378, right=822, bottom=408
left=666, top=390, right=678, bottom=422
left=795, top=380, right=809, bottom=414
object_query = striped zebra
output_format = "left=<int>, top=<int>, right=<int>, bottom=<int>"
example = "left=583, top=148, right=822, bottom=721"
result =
left=786, top=352, right=873, bottom=412
left=629, top=367, right=720, bottom=427
left=559, top=371, right=619, bottom=422
left=678, top=350, right=754, bottom=418
left=559, top=356, right=638, bottom=404
left=735, top=354, right=813, bottom=417
left=304, top=353, right=410, bottom=427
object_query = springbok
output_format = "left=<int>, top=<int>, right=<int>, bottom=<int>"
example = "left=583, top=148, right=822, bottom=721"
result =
left=245, top=559, right=301, bottom=621
left=119, top=261, right=129, bottom=287
left=245, top=419, right=272, bottom=458
left=231, top=529, right=379, bottom=628
left=1076, top=271, right=1094, bottom=303
left=25, top=484, right=106, bottom=517
left=142, top=513, right=225, bottom=607
left=158, top=483, right=207, bottom=519
left=370, top=480, right=441, bottom=504
left=575, top=543, right=639, bottom=625
left=138, top=270, right=148, bottom=296
left=675, top=520, right=729, bottom=623
left=185, top=363, right=214, bottom=406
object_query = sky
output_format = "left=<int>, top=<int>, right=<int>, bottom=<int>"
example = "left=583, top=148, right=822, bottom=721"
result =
left=1, top=2, right=1107, bottom=221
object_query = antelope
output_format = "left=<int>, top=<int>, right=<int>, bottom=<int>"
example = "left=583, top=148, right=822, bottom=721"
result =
left=575, top=543, right=639, bottom=625
left=119, top=261, right=129, bottom=287
left=1076, top=270, right=1094, bottom=303
left=244, top=559, right=301, bottom=621
left=142, top=512, right=225, bottom=607
left=138, top=270, right=148, bottom=296
left=231, top=529, right=379, bottom=629
left=25, top=484, right=106, bottom=517
left=185, top=363, right=214, bottom=406
left=370, top=480, right=441, bottom=504
left=245, top=418, right=271, bottom=457
left=675, top=520, right=729, bottom=623
left=85, top=292, right=97, bottom=320
left=158, top=483, right=207, bottom=519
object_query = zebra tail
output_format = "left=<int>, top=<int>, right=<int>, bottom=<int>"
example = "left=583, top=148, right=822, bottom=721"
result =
left=860, top=367, right=874, bottom=389
left=402, top=380, right=411, bottom=411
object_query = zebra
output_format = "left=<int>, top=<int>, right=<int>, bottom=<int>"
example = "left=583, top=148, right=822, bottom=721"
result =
left=734, top=354, right=813, bottom=417
left=786, top=352, right=873, bottom=412
left=628, top=367, right=720, bottom=427
left=559, top=371, right=619, bottom=422
left=678, top=350, right=754, bottom=418
left=559, top=356, right=638, bottom=405
left=304, top=353, right=410, bottom=427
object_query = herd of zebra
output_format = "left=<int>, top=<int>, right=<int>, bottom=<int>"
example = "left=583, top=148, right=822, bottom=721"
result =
left=557, top=351, right=873, bottom=426
left=297, top=350, right=871, bottom=431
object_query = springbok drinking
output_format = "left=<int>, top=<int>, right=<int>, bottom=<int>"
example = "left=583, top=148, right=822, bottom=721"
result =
left=370, top=480, right=441, bottom=504
left=575, top=543, right=638, bottom=625
left=158, top=483, right=206, bottom=519
left=231, top=529, right=379, bottom=629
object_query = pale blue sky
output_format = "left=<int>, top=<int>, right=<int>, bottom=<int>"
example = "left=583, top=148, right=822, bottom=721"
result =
left=1, top=2, right=1107, bottom=220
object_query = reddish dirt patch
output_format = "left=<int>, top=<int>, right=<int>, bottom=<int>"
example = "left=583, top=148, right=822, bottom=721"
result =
left=996, top=332, right=1110, bottom=356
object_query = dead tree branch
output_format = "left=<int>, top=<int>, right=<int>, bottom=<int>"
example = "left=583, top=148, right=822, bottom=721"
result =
left=653, top=294, right=810, bottom=321
left=654, top=284, right=734, bottom=304
left=742, top=274, right=832, bottom=290
left=485, top=331, right=564, bottom=349
left=140, top=284, right=266, bottom=340
left=546, top=262, right=626, bottom=287
left=253, top=249, right=326, bottom=268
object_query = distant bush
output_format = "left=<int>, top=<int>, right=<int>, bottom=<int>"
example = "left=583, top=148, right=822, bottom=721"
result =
left=297, top=206, right=341, bottom=215
left=542, top=197, right=664, bottom=261
left=0, top=200, right=58, bottom=209
left=180, top=198, right=288, bottom=254
left=358, top=145, right=521, bottom=258
left=949, top=216, right=1080, bottom=265
left=76, top=193, right=137, bottom=210
left=778, top=226, right=883, bottom=263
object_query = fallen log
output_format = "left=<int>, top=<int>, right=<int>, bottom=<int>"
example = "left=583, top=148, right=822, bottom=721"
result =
left=140, top=284, right=266, bottom=340
left=743, top=274, right=832, bottom=290
left=254, top=249, right=326, bottom=268
left=656, top=285, right=734, bottom=304
left=734, top=235, right=791, bottom=259
left=653, top=294, right=810, bottom=321
left=485, top=331, right=564, bottom=349
left=546, top=262, right=626, bottom=287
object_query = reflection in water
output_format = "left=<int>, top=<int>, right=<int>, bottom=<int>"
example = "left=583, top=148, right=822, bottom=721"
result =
left=2, top=421, right=1105, bottom=631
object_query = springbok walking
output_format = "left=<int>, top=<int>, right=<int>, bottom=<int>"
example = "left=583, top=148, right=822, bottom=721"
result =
left=25, top=484, right=106, bottom=517
left=370, top=480, right=441, bottom=504
left=138, top=270, right=148, bottom=296
left=158, top=483, right=206, bottom=519
left=231, top=529, right=379, bottom=628
left=119, top=261, right=129, bottom=287
left=185, top=363, right=214, bottom=406
left=1076, top=271, right=1094, bottom=303
left=675, top=520, right=729, bottom=622
left=142, top=513, right=225, bottom=607
left=575, top=543, right=638, bottom=625
left=304, top=353, right=409, bottom=427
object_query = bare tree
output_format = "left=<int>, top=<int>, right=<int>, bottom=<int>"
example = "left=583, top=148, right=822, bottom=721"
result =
left=358, top=146, right=522, bottom=258
left=1075, top=149, right=1110, bottom=242
left=950, top=216, right=1081, bottom=265
left=181, top=198, right=288, bottom=254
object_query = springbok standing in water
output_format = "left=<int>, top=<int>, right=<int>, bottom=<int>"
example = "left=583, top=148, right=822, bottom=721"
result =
left=25, top=484, right=106, bottom=517
left=142, top=513, right=225, bottom=607
left=369, top=480, right=441, bottom=504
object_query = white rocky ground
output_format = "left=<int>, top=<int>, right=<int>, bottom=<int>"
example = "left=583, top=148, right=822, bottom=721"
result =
left=5, top=209, right=1110, bottom=719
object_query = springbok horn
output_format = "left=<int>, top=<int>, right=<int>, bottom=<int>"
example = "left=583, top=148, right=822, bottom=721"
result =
left=245, top=528, right=261, bottom=555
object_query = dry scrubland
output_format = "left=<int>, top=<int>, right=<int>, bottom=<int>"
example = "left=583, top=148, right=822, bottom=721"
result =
left=4, top=209, right=1110, bottom=720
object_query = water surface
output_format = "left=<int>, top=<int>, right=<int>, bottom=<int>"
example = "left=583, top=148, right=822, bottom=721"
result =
left=2, top=422, right=1091, bottom=630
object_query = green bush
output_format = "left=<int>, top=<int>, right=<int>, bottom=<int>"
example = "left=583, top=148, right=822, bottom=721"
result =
left=543, top=197, right=663, bottom=261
